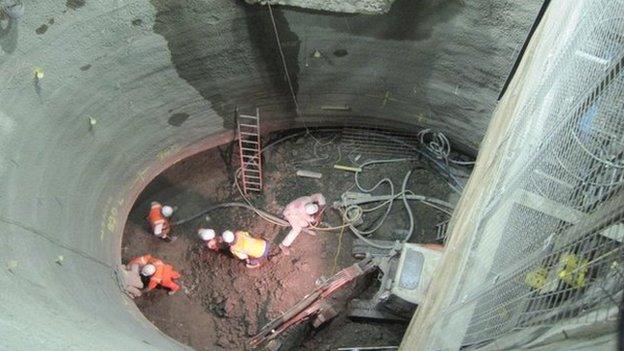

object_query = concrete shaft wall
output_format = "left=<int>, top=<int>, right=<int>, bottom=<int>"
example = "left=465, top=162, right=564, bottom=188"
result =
left=0, top=1, right=539, bottom=350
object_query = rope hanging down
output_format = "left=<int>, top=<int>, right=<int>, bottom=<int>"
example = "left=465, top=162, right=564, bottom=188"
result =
left=267, top=4, right=301, bottom=116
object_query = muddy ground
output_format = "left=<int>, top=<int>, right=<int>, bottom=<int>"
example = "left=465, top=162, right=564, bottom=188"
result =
left=122, top=129, right=465, bottom=350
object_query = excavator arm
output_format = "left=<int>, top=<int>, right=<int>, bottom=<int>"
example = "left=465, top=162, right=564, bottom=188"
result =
left=249, top=257, right=381, bottom=348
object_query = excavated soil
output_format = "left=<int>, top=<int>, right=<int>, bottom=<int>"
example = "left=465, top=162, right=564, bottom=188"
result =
left=122, top=130, right=464, bottom=350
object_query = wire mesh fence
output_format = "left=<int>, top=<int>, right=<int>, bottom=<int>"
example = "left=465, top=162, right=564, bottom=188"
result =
left=433, top=0, right=624, bottom=348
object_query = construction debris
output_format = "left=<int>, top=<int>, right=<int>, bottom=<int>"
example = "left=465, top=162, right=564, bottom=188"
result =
left=333, top=164, right=362, bottom=172
left=296, top=170, right=322, bottom=179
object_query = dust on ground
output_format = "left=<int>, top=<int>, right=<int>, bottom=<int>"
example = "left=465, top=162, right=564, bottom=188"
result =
left=122, top=130, right=460, bottom=351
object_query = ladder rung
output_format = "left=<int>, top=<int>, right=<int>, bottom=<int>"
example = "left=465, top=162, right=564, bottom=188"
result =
left=239, top=110, right=262, bottom=194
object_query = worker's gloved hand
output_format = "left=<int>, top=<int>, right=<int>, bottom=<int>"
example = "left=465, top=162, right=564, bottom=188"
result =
left=118, top=264, right=144, bottom=299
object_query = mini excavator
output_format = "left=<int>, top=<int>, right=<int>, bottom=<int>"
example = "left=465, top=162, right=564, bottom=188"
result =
left=250, top=240, right=443, bottom=349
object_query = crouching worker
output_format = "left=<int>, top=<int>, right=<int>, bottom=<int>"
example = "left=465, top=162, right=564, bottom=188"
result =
left=147, top=201, right=176, bottom=241
left=128, top=254, right=181, bottom=295
left=198, top=228, right=222, bottom=251
left=222, top=230, right=269, bottom=269
left=280, top=193, right=326, bottom=252
left=118, top=264, right=143, bottom=299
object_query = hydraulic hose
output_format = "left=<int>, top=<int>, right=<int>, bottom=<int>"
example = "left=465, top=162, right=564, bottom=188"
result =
left=345, top=170, right=416, bottom=250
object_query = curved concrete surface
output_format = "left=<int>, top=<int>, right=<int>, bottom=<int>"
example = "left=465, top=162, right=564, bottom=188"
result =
left=0, top=1, right=540, bottom=349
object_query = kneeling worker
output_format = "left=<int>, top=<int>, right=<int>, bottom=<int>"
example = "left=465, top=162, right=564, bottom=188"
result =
left=128, top=254, right=181, bottom=295
left=222, top=230, right=269, bottom=269
left=147, top=201, right=176, bottom=241
left=281, top=193, right=326, bottom=252
left=198, top=228, right=222, bottom=251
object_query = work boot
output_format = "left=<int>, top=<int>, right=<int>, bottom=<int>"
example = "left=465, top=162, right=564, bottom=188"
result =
left=246, top=258, right=262, bottom=269
left=164, top=235, right=178, bottom=242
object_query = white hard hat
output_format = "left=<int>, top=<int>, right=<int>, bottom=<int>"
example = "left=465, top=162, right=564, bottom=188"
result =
left=141, top=264, right=156, bottom=276
left=161, top=205, right=174, bottom=217
left=305, top=203, right=319, bottom=215
left=198, top=228, right=216, bottom=241
left=222, top=230, right=235, bottom=244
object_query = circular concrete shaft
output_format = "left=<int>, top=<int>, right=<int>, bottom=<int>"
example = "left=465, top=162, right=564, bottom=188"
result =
left=0, top=0, right=540, bottom=349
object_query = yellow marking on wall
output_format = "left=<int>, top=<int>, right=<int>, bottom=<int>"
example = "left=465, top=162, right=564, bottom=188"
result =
left=100, top=197, right=124, bottom=242
left=382, top=91, right=391, bottom=107
left=131, top=166, right=151, bottom=188
left=106, top=206, right=118, bottom=232
left=156, top=145, right=180, bottom=162
left=99, top=145, right=180, bottom=243
left=100, top=197, right=113, bottom=242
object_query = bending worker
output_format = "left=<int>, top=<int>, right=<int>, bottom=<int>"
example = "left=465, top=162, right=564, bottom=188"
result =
left=198, top=228, right=221, bottom=252
left=147, top=201, right=175, bottom=241
left=128, top=254, right=181, bottom=295
left=280, top=193, right=326, bottom=251
left=118, top=264, right=143, bottom=299
left=222, top=230, right=269, bottom=269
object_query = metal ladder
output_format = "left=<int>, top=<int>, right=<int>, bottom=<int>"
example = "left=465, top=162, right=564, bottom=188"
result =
left=237, top=108, right=263, bottom=195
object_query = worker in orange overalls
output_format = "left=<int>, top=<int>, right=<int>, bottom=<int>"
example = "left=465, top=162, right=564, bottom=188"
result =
left=221, top=230, right=269, bottom=269
left=147, top=201, right=175, bottom=241
left=128, top=254, right=181, bottom=295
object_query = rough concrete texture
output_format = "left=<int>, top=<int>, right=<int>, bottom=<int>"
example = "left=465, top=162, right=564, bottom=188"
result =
left=0, top=0, right=540, bottom=350
left=245, top=0, right=396, bottom=15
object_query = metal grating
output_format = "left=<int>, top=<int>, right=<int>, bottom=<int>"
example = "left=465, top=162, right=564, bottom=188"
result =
left=432, top=1, right=624, bottom=349
left=340, top=127, right=421, bottom=159
left=436, top=219, right=450, bottom=243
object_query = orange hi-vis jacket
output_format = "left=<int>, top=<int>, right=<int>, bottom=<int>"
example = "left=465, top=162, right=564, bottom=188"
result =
left=229, top=231, right=268, bottom=260
left=148, top=202, right=170, bottom=237
left=128, top=254, right=181, bottom=292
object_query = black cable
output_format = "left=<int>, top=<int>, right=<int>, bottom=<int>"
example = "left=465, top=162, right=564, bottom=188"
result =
left=498, top=0, right=552, bottom=100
